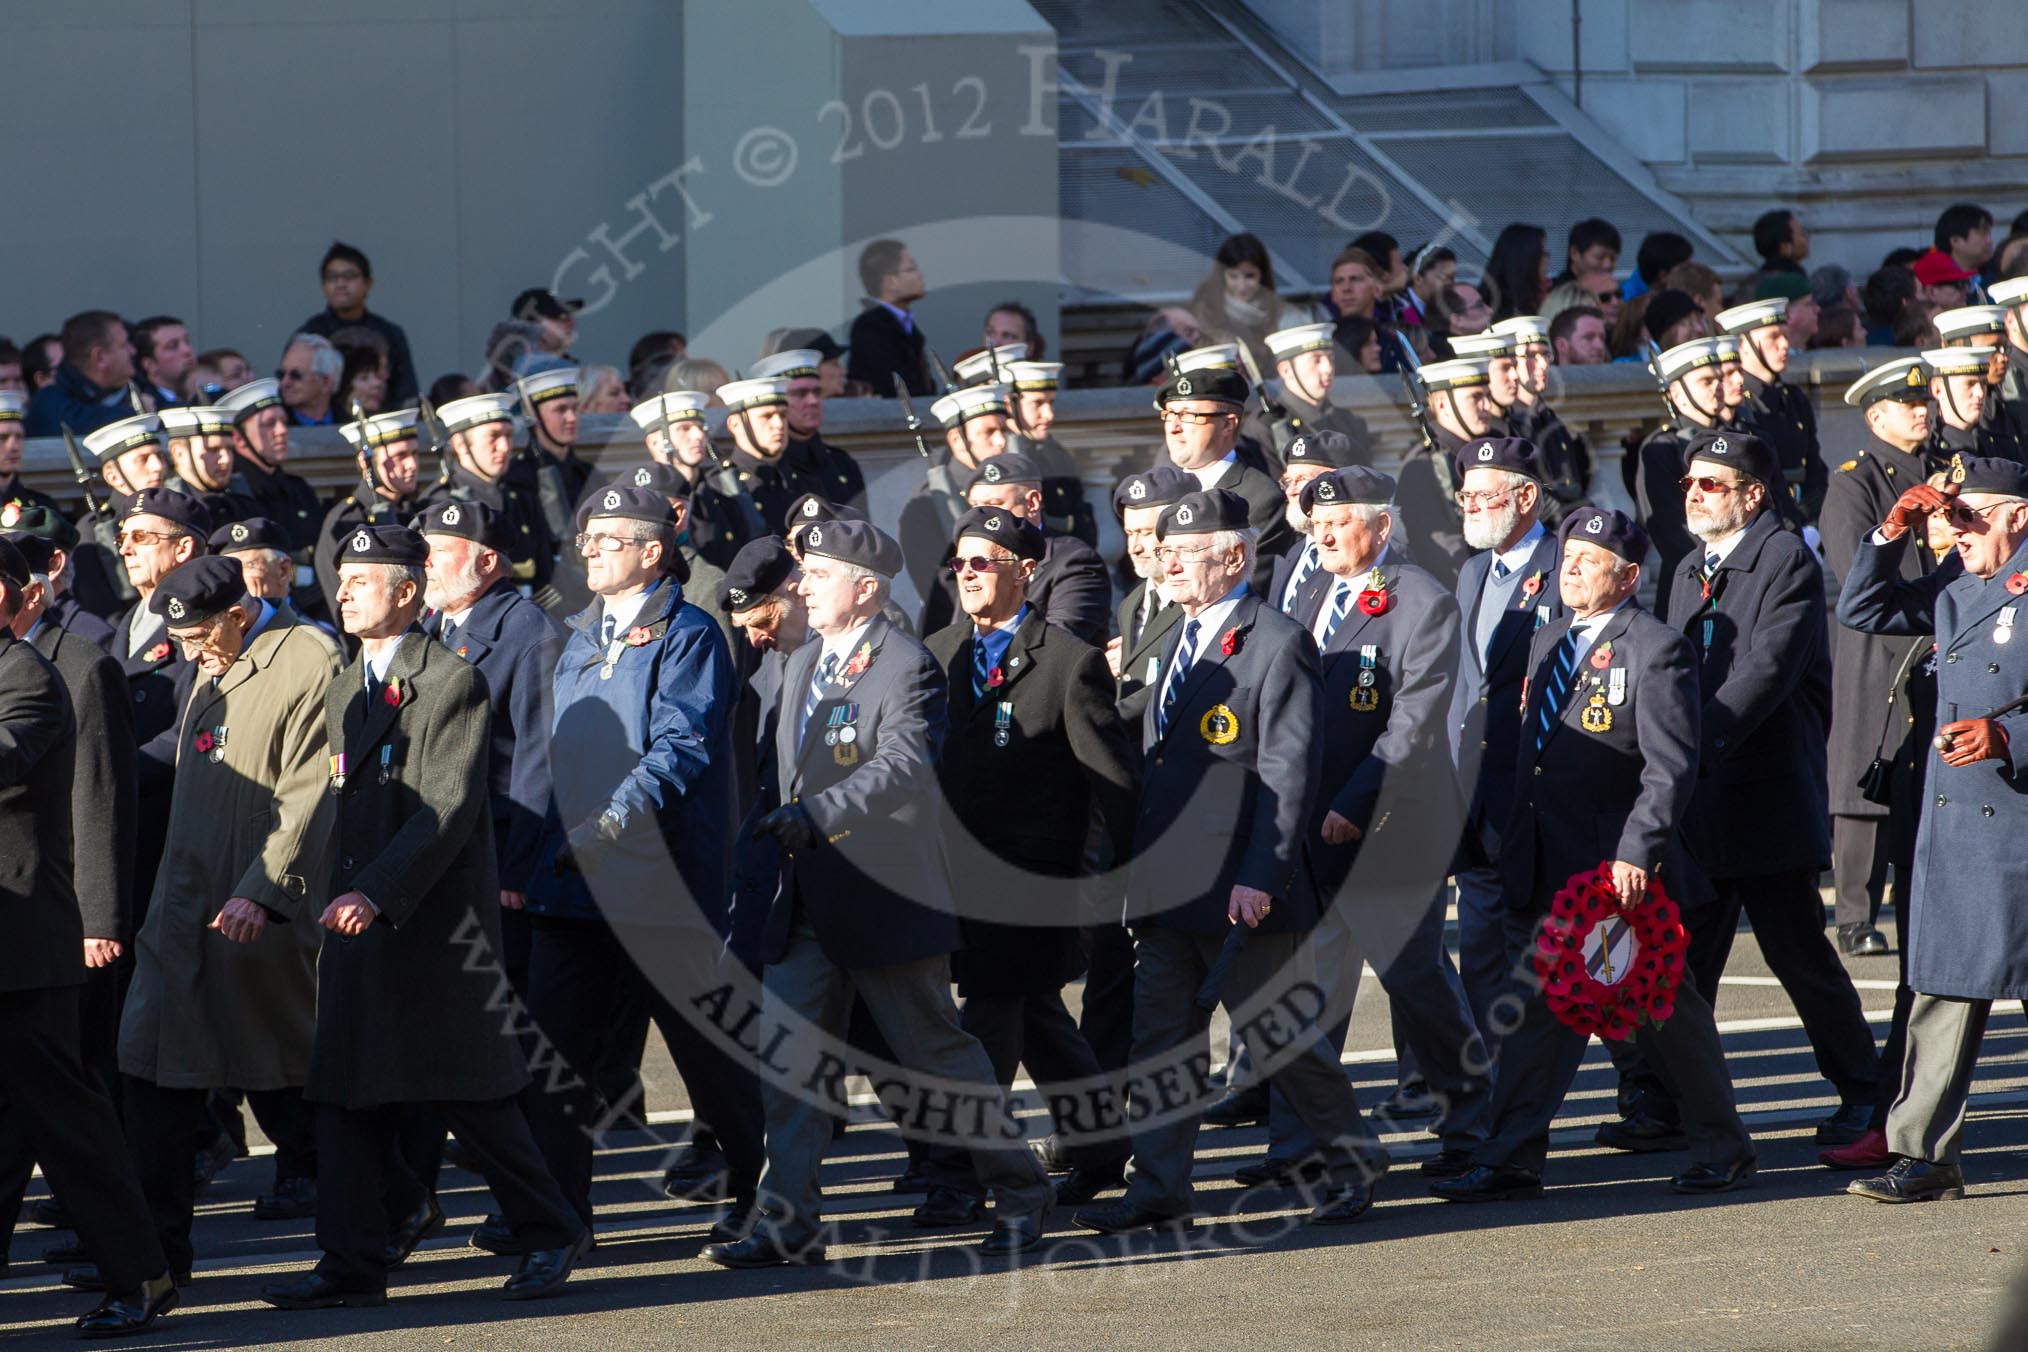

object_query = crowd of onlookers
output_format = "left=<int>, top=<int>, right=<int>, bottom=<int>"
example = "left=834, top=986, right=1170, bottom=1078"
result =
left=7, top=200, right=2023, bottom=445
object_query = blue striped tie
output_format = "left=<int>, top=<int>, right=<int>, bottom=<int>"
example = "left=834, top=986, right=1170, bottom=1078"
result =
left=1283, top=543, right=1319, bottom=612
left=1319, top=581, right=1353, bottom=649
left=801, top=652, right=839, bottom=749
left=1534, top=631, right=1579, bottom=751
left=972, top=632, right=990, bottom=698
left=1156, top=619, right=1201, bottom=738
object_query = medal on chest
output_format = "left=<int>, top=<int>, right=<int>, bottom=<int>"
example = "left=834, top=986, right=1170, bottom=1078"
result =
left=378, top=745, right=395, bottom=784
left=828, top=703, right=860, bottom=765
left=1350, top=644, right=1381, bottom=712
left=1998, top=605, right=2018, bottom=646
left=193, top=725, right=228, bottom=763
left=1199, top=703, right=1240, bottom=745
left=1580, top=689, right=1613, bottom=734
left=994, top=700, right=1014, bottom=748
left=328, top=752, right=347, bottom=792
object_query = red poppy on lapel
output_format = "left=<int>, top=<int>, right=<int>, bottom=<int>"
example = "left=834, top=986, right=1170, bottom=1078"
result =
left=2008, top=572, right=2028, bottom=595
left=1220, top=626, right=1243, bottom=656
left=1521, top=570, right=1544, bottom=599
left=382, top=679, right=402, bottom=708
left=145, top=641, right=172, bottom=664
left=844, top=640, right=873, bottom=678
left=986, top=666, right=1005, bottom=688
left=193, top=730, right=215, bottom=754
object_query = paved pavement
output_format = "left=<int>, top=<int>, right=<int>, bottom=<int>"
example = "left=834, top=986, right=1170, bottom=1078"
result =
left=8, top=910, right=2028, bottom=1350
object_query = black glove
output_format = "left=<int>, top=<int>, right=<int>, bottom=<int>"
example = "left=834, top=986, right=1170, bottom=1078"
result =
left=753, top=803, right=819, bottom=854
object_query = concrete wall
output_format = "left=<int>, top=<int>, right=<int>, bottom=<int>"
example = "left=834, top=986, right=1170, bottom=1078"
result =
left=0, top=0, right=685, bottom=385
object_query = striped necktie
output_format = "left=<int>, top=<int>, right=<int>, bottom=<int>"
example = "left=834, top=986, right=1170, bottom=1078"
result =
left=801, top=652, right=840, bottom=748
left=972, top=632, right=991, bottom=698
left=600, top=613, right=616, bottom=647
left=1283, top=543, right=1319, bottom=612
left=1534, top=631, right=1580, bottom=751
left=1318, top=581, right=1353, bottom=649
left=1700, top=550, right=1721, bottom=602
left=1156, top=619, right=1201, bottom=738
left=1493, top=559, right=1511, bottom=580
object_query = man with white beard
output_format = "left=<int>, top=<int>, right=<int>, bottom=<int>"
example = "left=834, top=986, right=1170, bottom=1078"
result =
left=1448, top=437, right=1561, bottom=1036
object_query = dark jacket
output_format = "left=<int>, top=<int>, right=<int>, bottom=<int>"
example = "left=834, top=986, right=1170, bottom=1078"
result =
left=1394, top=430, right=1471, bottom=588
left=47, top=591, right=116, bottom=651
left=1113, top=576, right=1180, bottom=724
left=418, top=458, right=556, bottom=596
left=311, top=632, right=527, bottom=1107
left=751, top=615, right=960, bottom=968
left=0, top=633, right=83, bottom=993
left=24, top=362, right=129, bottom=439
left=298, top=307, right=420, bottom=409
left=426, top=580, right=568, bottom=895
left=847, top=303, right=930, bottom=397
left=926, top=618, right=1137, bottom=996
left=1451, top=529, right=1563, bottom=865
left=315, top=483, right=421, bottom=633
left=32, top=620, right=135, bottom=943
left=228, top=453, right=326, bottom=555
left=919, top=527, right=1112, bottom=645
left=1738, top=372, right=1827, bottom=522
left=1635, top=426, right=1700, bottom=613
left=1503, top=604, right=1709, bottom=913
left=1128, top=591, right=1323, bottom=934
left=731, top=440, right=865, bottom=546
left=1664, top=509, right=1832, bottom=878
left=1016, top=433, right=1099, bottom=546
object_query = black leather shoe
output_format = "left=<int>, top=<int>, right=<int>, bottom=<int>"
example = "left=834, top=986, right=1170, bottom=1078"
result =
left=30, top=1198, right=71, bottom=1228
left=384, top=1194, right=445, bottom=1267
left=1429, top=1164, right=1543, bottom=1202
left=889, top=1166, right=930, bottom=1194
left=42, top=1237, right=89, bottom=1264
left=912, top=1185, right=986, bottom=1227
left=1671, top=1154, right=1757, bottom=1194
left=1071, top=1200, right=1193, bottom=1235
left=1848, top=1157, right=1965, bottom=1203
left=1594, top=1113, right=1688, bottom=1153
left=661, top=1144, right=731, bottom=1202
left=1837, top=923, right=1890, bottom=957
left=1418, top=1148, right=1478, bottom=1179
left=64, top=1263, right=191, bottom=1293
left=468, top=1213, right=523, bottom=1256
left=979, top=1211, right=1048, bottom=1256
left=253, top=1176, right=317, bottom=1220
left=501, top=1231, right=588, bottom=1301
left=1307, top=1181, right=1374, bottom=1225
left=1202, top=1086, right=1268, bottom=1127
left=1053, top=1162, right=1127, bottom=1207
left=701, top=1231, right=827, bottom=1269
left=76, top=1271, right=179, bottom=1338
left=1030, top=1134, right=1076, bottom=1174
left=1815, top=1100, right=1872, bottom=1146
left=1232, top=1156, right=1327, bottom=1188
left=260, top=1272, right=387, bottom=1309
left=1374, top=1081, right=1441, bottom=1119
left=707, top=1195, right=758, bottom=1243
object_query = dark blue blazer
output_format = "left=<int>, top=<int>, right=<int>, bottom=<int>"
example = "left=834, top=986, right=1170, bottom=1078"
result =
left=1450, top=529, right=1563, bottom=863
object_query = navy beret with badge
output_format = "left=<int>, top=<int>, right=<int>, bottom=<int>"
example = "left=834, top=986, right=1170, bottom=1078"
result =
left=1683, top=428, right=1778, bottom=489
left=798, top=518, right=904, bottom=578
left=0, top=537, right=31, bottom=590
left=1156, top=487, right=1250, bottom=539
left=148, top=555, right=250, bottom=625
left=1299, top=465, right=1396, bottom=516
left=1559, top=506, right=1648, bottom=565
left=417, top=498, right=512, bottom=552
left=339, top=523, right=429, bottom=566
left=1948, top=453, right=2028, bottom=499
left=966, top=450, right=1042, bottom=492
left=782, top=492, right=865, bottom=533
left=0, top=502, right=79, bottom=552
left=1454, top=435, right=1541, bottom=481
left=582, top=483, right=674, bottom=527
left=1111, top=465, right=1194, bottom=518
left=0, top=531, right=55, bottom=576
left=1284, top=429, right=1361, bottom=469
left=208, top=517, right=291, bottom=554
left=125, top=486, right=211, bottom=540
left=952, top=505, right=1046, bottom=561
left=1158, top=366, right=1248, bottom=407
left=720, top=537, right=796, bottom=613
left=622, top=461, right=688, bottom=498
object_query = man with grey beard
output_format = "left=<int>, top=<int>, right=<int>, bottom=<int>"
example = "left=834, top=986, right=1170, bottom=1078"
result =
left=1449, top=438, right=1561, bottom=1037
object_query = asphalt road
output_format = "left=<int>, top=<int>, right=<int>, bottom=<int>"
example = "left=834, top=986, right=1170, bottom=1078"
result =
left=9, top=907, right=2028, bottom=1351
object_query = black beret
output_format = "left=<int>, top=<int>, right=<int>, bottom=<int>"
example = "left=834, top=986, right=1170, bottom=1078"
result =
left=782, top=492, right=864, bottom=533
left=0, top=537, right=30, bottom=590
left=621, top=461, right=688, bottom=497
left=1643, top=289, right=1701, bottom=342
left=0, top=531, right=50, bottom=577
left=148, top=555, right=249, bottom=625
left=1284, top=429, right=1361, bottom=469
left=1683, top=429, right=1779, bottom=490
left=952, top=505, right=1046, bottom=561
left=797, top=518, right=903, bottom=578
left=124, top=486, right=211, bottom=538
left=0, top=501, right=79, bottom=551
left=581, top=483, right=674, bottom=527
left=1111, top=465, right=1194, bottom=517
left=208, top=517, right=291, bottom=554
left=1156, top=488, right=1250, bottom=539
left=720, top=537, right=796, bottom=612
left=1158, top=367, right=1248, bottom=407
left=338, top=523, right=429, bottom=566
left=1454, top=436, right=1541, bottom=481
left=966, top=451, right=1042, bottom=492
left=1559, top=506, right=1648, bottom=565
left=1947, top=453, right=2028, bottom=499
left=417, top=498, right=512, bottom=551
left=1300, top=466, right=1396, bottom=515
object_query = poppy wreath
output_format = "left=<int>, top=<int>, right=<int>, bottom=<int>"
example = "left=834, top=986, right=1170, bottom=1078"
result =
left=1531, top=863, right=1689, bottom=1041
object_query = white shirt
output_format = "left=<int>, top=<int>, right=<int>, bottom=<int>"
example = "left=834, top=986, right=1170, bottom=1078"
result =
left=1307, top=545, right=1389, bottom=648
left=815, top=618, right=875, bottom=677
left=1566, top=601, right=1629, bottom=665
left=1697, top=526, right=1749, bottom=571
left=1189, top=452, right=1238, bottom=490
left=362, top=627, right=403, bottom=690
left=597, top=580, right=662, bottom=639
left=1166, top=584, right=1249, bottom=688
left=127, top=602, right=165, bottom=659
left=1489, top=521, right=1547, bottom=579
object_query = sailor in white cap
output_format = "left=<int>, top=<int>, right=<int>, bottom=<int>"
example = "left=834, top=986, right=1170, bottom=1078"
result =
left=217, top=377, right=326, bottom=600
left=1988, top=276, right=2028, bottom=440
left=64, top=413, right=170, bottom=617
left=1632, top=338, right=1732, bottom=609
left=517, top=364, right=591, bottom=538
left=419, top=392, right=559, bottom=605
left=1489, top=315, right=1589, bottom=520
left=630, top=389, right=766, bottom=567
left=1931, top=306, right=2026, bottom=462
left=1394, top=356, right=1494, bottom=588
left=1000, top=358, right=1099, bottom=546
left=893, top=382, right=1014, bottom=609
left=0, top=390, right=64, bottom=523
left=316, top=409, right=426, bottom=615
left=1248, top=321, right=1373, bottom=471
left=749, top=348, right=866, bottom=517
left=1712, top=298, right=1826, bottom=521
left=160, top=405, right=240, bottom=500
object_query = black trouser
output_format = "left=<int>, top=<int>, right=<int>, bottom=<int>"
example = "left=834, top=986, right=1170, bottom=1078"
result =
left=1078, top=923, right=1137, bottom=1074
left=203, top=1086, right=318, bottom=1185
left=1833, top=815, right=1896, bottom=929
left=0, top=963, right=128, bottom=1248
left=521, top=916, right=765, bottom=1226
left=124, top=1078, right=316, bottom=1273
left=923, top=987, right=1131, bottom=1196
left=316, top=1098, right=579, bottom=1292
left=0, top=985, right=167, bottom=1290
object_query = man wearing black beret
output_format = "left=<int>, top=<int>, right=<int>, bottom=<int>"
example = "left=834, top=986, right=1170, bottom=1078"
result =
left=1077, top=488, right=1379, bottom=1233
left=0, top=535, right=180, bottom=1334
left=107, top=549, right=344, bottom=1286
left=2, top=501, right=114, bottom=650
left=1267, top=428, right=1364, bottom=617
left=212, top=518, right=311, bottom=625
left=1156, top=370, right=1292, bottom=591
left=709, top=518, right=1053, bottom=1267
left=1434, top=507, right=1752, bottom=1203
left=1108, top=466, right=1192, bottom=725
left=921, top=451, right=1110, bottom=645
left=1639, top=431, right=1876, bottom=1153
left=916, top=505, right=1138, bottom=1217
left=315, top=408, right=425, bottom=625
